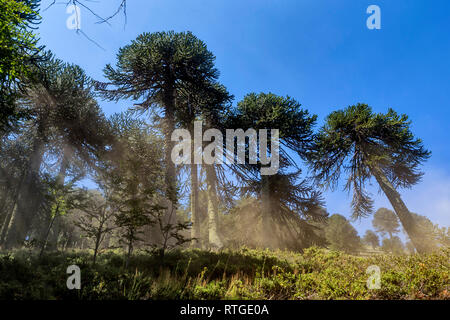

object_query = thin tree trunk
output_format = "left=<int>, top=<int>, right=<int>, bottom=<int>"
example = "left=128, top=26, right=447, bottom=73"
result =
left=369, top=164, right=426, bottom=254
left=126, top=239, right=133, bottom=268
left=39, top=212, right=57, bottom=258
left=205, top=164, right=222, bottom=249
left=93, top=232, right=101, bottom=265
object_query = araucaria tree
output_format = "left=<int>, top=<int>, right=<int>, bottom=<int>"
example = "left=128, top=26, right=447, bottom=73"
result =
left=100, top=31, right=219, bottom=225
left=372, top=208, right=400, bottom=240
left=363, top=230, right=380, bottom=248
left=225, top=92, right=324, bottom=249
left=324, top=214, right=361, bottom=253
left=309, top=104, right=431, bottom=253
left=1, top=53, right=111, bottom=248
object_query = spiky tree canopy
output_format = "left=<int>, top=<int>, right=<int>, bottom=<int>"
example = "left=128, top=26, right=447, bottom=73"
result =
left=228, top=92, right=317, bottom=159
left=101, top=30, right=219, bottom=110
left=310, top=103, right=431, bottom=218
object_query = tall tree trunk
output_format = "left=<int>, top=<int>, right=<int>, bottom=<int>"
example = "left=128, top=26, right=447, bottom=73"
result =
left=205, top=164, right=222, bottom=249
left=162, top=88, right=178, bottom=235
left=189, top=120, right=201, bottom=247
left=3, top=137, right=45, bottom=249
left=260, top=174, right=272, bottom=249
left=190, top=162, right=200, bottom=247
left=369, top=164, right=426, bottom=254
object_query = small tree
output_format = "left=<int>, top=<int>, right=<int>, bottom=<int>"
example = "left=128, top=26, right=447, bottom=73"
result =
left=114, top=203, right=153, bottom=266
left=372, top=208, right=400, bottom=240
left=148, top=204, right=191, bottom=264
left=363, top=230, right=380, bottom=248
left=324, top=214, right=361, bottom=253
left=74, top=191, right=116, bottom=264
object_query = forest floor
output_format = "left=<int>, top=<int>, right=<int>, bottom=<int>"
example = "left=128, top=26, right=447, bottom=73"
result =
left=0, top=246, right=449, bottom=300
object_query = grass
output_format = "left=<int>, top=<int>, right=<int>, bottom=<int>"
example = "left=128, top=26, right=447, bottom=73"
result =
left=0, top=246, right=448, bottom=300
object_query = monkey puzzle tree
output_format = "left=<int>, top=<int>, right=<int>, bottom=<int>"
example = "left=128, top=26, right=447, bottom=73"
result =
left=225, top=93, right=323, bottom=249
left=363, top=229, right=380, bottom=248
left=372, top=208, right=400, bottom=239
left=324, top=214, right=361, bottom=253
left=100, top=31, right=219, bottom=225
left=1, top=53, right=111, bottom=248
left=309, top=104, right=431, bottom=253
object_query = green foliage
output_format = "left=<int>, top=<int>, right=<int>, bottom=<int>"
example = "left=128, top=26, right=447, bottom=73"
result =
left=0, top=247, right=448, bottom=300
left=0, top=0, right=41, bottom=132
left=101, top=113, right=164, bottom=254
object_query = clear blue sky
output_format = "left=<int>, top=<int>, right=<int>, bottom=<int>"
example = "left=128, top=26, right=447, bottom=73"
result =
left=37, top=0, right=450, bottom=238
